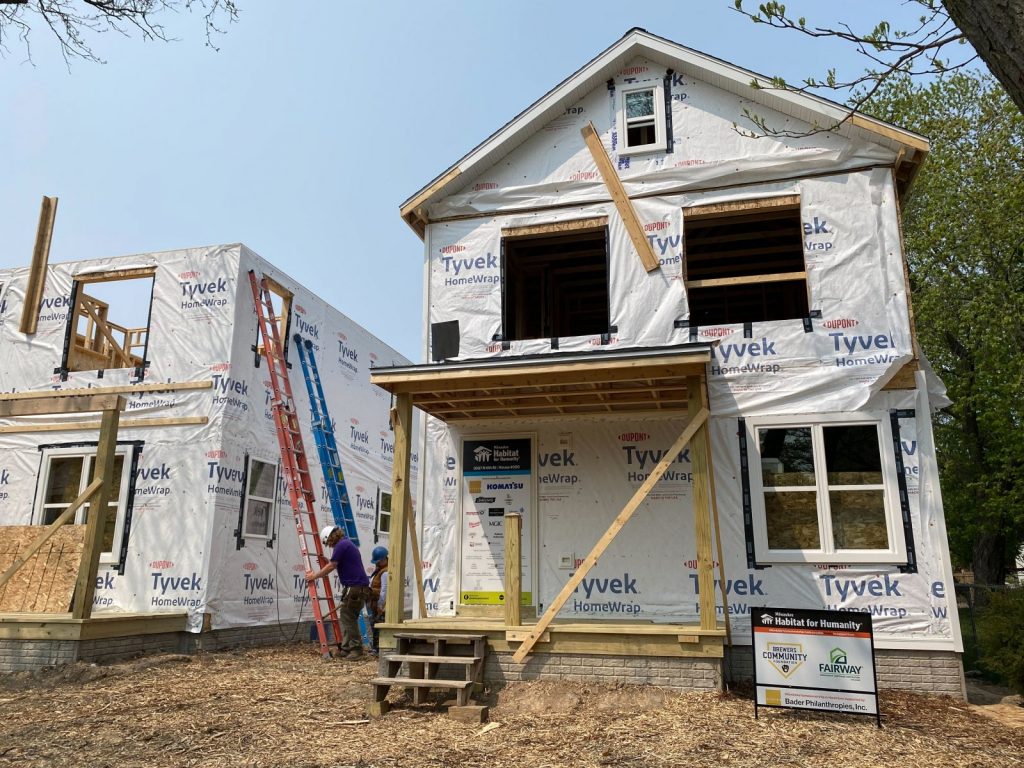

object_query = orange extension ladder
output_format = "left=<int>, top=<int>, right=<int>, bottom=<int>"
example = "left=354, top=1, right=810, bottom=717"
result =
left=248, top=270, right=344, bottom=658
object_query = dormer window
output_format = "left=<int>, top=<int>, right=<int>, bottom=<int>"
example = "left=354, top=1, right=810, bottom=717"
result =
left=619, top=83, right=666, bottom=155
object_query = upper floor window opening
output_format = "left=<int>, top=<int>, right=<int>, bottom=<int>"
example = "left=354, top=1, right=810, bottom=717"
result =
left=501, top=219, right=609, bottom=342
left=66, top=268, right=155, bottom=372
left=683, top=196, right=808, bottom=326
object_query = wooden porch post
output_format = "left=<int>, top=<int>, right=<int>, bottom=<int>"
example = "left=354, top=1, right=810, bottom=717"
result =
left=504, top=512, right=522, bottom=628
left=384, top=394, right=413, bottom=625
left=687, top=377, right=717, bottom=631
left=72, top=399, right=123, bottom=620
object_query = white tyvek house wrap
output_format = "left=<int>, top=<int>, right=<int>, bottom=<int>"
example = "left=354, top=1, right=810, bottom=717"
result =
left=412, top=58, right=960, bottom=651
left=0, top=244, right=411, bottom=632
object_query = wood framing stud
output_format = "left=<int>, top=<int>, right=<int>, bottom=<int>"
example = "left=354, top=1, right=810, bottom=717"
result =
left=19, top=195, right=58, bottom=336
left=580, top=122, right=660, bottom=273
left=687, top=377, right=717, bottom=631
left=385, top=396, right=413, bottom=625
left=504, top=513, right=522, bottom=628
left=0, top=393, right=125, bottom=418
left=512, top=406, right=710, bottom=663
left=0, top=415, right=208, bottom=434
left=0, top=380, right=213, bottom=401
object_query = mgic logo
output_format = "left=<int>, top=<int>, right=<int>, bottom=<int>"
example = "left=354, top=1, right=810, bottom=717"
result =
left=242, top=562, right=257, bottom=572
left=618, top=432, right=649, bottom=443
left=472, top=182, right=498, bottom=191
left=822, top=318, right=859, bottom=330
left=763, top=642, right=808, bottom=678
left=700, top=327, right=733, bottom=339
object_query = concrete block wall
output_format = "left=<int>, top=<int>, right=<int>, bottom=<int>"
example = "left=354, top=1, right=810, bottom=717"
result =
left=482, top=652, right=723, bottom=691
left=725, top=646, right=966, bottom=700
left=0, top=640, right=80, bottom=672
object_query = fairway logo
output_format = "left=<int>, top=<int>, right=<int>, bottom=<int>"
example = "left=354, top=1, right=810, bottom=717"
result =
left=473, top=446, right=493, bottom=462
left=819, top=647, right=863, bottom=679
left=763, top=642, right=808, bottom=678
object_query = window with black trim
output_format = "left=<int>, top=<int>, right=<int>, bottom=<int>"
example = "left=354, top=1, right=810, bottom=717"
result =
left=746, top=415, right=907, bottom=564
left=376, top=489, right=392, bottom=535
left=502, top=221, right=609, bottom=341
left=243, top=459, right=277, bottom=538
left=684, top=197, right=808, bottom=325
left=618, top=82, right=667, bottom=154
left=66, top=270, right=155, bottom=372
left=32, top=443, right=139, bottom=566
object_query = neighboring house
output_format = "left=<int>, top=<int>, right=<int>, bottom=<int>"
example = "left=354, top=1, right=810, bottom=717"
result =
left=0, top=244, right=409, bottom=670
left=372, top=28, right=964, bottom=698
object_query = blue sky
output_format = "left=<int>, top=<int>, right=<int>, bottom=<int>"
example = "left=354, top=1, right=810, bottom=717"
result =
left=0, top=1, right=955, bottom=360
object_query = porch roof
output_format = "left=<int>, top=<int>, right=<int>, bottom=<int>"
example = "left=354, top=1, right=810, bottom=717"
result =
left=370, top=344, right=711, bottom=422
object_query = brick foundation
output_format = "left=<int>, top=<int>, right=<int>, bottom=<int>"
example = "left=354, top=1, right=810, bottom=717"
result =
left=725, top=646, right=965, bottom=699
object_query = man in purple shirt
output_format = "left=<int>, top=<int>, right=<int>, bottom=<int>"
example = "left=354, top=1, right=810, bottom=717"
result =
left=305, top=525, right=370, bottom=659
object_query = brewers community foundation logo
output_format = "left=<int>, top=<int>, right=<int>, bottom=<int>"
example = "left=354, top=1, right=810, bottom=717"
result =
left=763, top=642, right=808, bottom=678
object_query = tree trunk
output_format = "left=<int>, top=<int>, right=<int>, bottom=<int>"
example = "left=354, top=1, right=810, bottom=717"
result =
left=972, top=530, right=1007, bottom=587
left=944, top=0, right=1024, bottom=115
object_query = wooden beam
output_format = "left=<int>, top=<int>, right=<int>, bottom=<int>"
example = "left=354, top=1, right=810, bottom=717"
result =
left=74, top=266, right=156, bottom=284
left=504, top=513, right=522, bottom=628
left=0, top=393, right=125, bottom=418
left=0, top=380, right=212, bottom=401
left=400, top=166, right=462, bottom=237
left=687, top=377, right=718, bottom=632
left=384, top=395, right=413, bottom=625
left=0, top=478, right=101, bottom=591
left=701, top=377, right=731, bottom=648
left=78, top=296, right=134, bottom=368
left=683, top=194, right=800, bottom=221
left=501, top=217, right=609, bottom=239
left=512, top=407, right=710, bottom=663
left=580, top=122, right=660, bottom=273
left=71, top=406, right=120, bottom=620
left=0, top=415, right=208, bottom=434
left=685, top=271, right=806, bottom=290
left=406, top=499, right=427, bottom=618
left=849, top=114, right=930, bottom=154
left=19, top=195, right=58, bottom=336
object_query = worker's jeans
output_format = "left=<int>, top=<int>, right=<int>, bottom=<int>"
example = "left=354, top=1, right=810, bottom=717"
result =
left=340, top=586, right=371, bottom=652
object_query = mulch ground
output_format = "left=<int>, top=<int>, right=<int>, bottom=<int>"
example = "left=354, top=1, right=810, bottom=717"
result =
left=0, top=643, right=1021, bottom=768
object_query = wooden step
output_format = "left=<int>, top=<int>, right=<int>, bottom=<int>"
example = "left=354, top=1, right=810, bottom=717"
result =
left=384, top=654, right=478, bottom=664
left=370, top=677, right=473, bottom=690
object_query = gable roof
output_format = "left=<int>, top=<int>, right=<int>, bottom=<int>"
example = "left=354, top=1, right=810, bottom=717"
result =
left=400, top=27, right=929, bottom=237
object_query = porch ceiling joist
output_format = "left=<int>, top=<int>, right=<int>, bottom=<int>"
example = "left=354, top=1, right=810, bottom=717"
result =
left=370, top=345, right=713, bottom=422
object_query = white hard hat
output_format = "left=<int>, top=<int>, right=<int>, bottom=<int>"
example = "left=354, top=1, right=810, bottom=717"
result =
left=319, top=525, right=339, bottom=545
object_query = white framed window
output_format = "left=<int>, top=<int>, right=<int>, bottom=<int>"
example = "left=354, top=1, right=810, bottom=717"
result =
left=746, top=414, right=906, bottom=565
left=377, top=489, right=392, bottom=535
left=33, top=445, right=135, bottom=566
left=243, top=458, right=278, bottom=539
left=618, top=82, right=667, bottom=155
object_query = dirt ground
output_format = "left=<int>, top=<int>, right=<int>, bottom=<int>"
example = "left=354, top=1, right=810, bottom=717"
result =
left=1, top=643, right=1022, bottom=768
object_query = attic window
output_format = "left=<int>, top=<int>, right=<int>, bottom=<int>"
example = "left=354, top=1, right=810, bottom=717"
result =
left=684, top=196, right=809, bottom=325
left=619, top=83, right=666, bottom=155
left=501, top=219, right=609, bottom=342
left=66, top=269, right=155, bottom=372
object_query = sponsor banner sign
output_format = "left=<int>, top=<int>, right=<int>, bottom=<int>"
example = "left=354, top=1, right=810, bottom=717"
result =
left=459, top=437, right=533, bottom=607
left=753, top=607, right=880, bottom=724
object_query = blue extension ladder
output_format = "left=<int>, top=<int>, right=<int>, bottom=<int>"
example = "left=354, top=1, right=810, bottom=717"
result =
left=293, top=334, right=360, bottom=546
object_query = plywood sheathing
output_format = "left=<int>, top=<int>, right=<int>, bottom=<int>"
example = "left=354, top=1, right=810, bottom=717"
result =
left=0, top=526, right=85, bottom=613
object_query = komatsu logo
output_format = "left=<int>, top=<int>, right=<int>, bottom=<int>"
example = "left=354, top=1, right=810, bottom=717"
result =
left=486, top=481, right=523, bottom=490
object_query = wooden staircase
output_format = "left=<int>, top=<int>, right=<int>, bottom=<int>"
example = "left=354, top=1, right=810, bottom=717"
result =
left=370, top=633, right=487, bottom=716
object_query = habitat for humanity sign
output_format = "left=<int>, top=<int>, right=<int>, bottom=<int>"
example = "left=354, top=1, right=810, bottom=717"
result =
left=753, top=607, right=880, bottom=725
left=460, top=438, right=532, bottom=606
